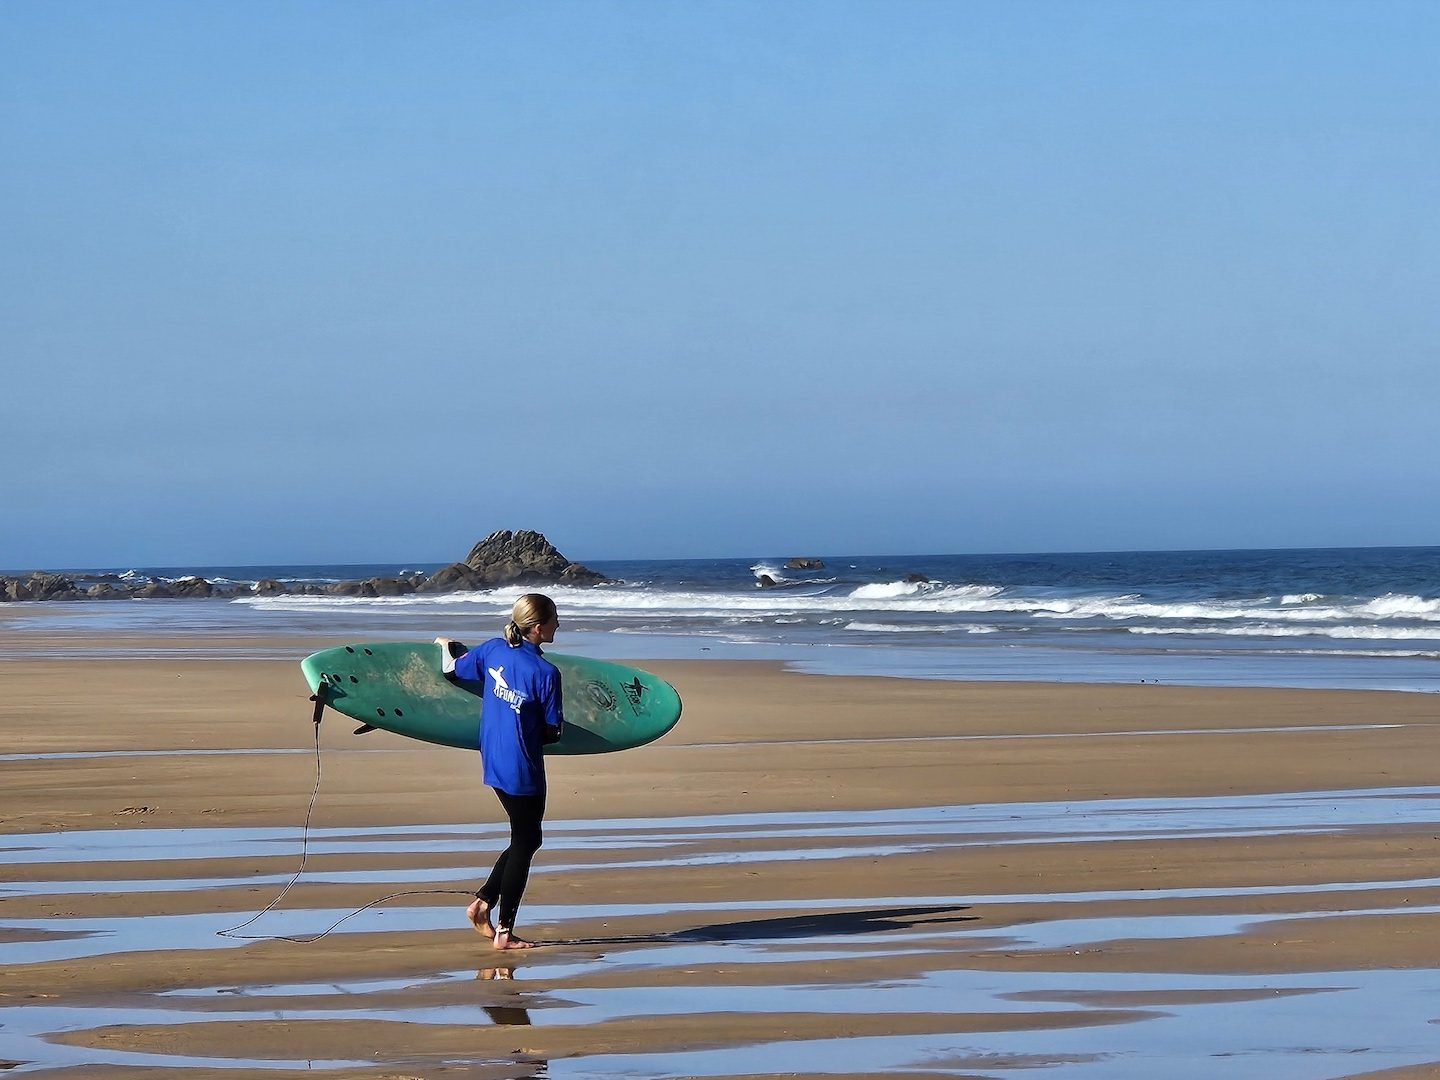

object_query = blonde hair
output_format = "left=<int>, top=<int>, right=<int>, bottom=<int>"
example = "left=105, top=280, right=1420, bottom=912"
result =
left=504, top=593, right=557, bottom=646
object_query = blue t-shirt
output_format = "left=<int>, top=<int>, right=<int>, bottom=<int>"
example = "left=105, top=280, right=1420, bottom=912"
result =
left=454, top=637, right=564, bottom=796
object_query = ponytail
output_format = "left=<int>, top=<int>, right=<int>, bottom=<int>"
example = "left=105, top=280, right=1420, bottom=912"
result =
left=505, top=593, right=556, bottom=646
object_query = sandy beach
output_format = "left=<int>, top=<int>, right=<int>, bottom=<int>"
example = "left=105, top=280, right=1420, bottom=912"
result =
left=9, top=0, right=1438, bottom=1073
left=5, top=636, right=1440, bottom=1078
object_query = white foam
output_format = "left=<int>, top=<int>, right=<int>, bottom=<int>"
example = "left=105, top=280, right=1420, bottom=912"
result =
left=1266, top=648, right=1440, bottom=660
left=1128, top=624, right=1440, bottom=642
left=1030, top=595, right=1440, bottom=625
left=848, top=581, right=1002, bottom=602
left=1362, top=593, right=1440, bottom=619
left=233, top=583, right=1440, bottom=629
left=845, top=622, right=1000, bottom=634
left=849, top=581, right=925, bottom=600
left=235, top=581, right=1007, bottom=618
left=226, top=574, right=1440, bottom=672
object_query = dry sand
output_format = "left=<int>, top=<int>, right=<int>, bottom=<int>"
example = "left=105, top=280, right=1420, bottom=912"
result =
left=3, top=636, right=1440, bottom=1078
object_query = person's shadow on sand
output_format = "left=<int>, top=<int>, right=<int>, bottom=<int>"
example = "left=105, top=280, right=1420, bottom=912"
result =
left=551, top=904, right=974, bottom=948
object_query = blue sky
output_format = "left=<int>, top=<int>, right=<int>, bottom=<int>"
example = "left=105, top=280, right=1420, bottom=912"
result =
left=4, top=1, right=1437, bottom=567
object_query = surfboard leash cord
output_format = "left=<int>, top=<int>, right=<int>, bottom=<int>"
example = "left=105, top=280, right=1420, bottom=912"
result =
left=215, top=696, right=475, bottom=945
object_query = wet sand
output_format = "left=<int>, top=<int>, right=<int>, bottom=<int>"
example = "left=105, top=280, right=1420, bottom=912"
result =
left=4, top=638, right=1440, bottom=1077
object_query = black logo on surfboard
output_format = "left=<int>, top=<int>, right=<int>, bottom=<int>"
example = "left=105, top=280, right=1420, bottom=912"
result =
left=583, top=681, right=618, bottom=711
left=621, top=677, right=646, bottom=709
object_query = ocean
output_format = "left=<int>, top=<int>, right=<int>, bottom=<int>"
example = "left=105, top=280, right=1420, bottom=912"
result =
left=6, top=546, right=1440, bottom=692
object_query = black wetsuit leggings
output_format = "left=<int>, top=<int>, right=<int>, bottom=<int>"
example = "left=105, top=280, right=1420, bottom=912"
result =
left=477, top=789, right=545, bottom=932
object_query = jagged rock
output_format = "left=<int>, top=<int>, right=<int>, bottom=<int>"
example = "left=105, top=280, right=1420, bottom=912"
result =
left=462, top=529, right=608, bottom=586
left=359, top=577, right=414, bottom=597
left=786, top=557, right=825, bottom=570
left=328, top=574, right=422, bottom=596
left=757, top=574, right=779, bottom=588
left=169, top=577, right=214, bottom=598
left=416, top=562, right=487, bottom=593
left=905, top=572, right=930, bottom=584
left=560, top=563, right=607, bottom=585
left=6, top=529, right=607, bottom=604
left=26, top=573, right=82, bottom=601
left=0, top=573, right=82, bottom=601
left=464, top=531, right=560, bottom=581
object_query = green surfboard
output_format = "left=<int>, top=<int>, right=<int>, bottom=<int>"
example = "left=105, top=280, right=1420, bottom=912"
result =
left=300, top=642, right=682, bottom=754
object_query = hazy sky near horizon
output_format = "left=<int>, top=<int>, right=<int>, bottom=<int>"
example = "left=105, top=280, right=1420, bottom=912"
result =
left=4, top=1, right=1438, bottom=568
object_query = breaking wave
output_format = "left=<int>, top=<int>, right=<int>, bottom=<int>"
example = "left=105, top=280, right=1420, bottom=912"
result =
left=43, top=548, right=1440, bottom=688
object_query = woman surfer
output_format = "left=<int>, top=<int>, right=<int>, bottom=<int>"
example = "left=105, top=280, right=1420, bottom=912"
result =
left=437, top=593, right=563, bottom=950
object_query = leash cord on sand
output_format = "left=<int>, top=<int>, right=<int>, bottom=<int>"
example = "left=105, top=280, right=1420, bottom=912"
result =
left=216, top=723, right=473, bottom=945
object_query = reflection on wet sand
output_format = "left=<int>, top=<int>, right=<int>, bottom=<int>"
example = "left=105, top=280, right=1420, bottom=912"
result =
left=8, top=792, right=1440, bottom=1076
left=477, top=967, right=532, bottom=1027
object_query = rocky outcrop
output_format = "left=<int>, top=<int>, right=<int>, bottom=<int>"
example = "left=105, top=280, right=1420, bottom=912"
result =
left=462, top=530, right=608, bottom=586
left=416, top=562, right=488, bottom=593
left=374, top=577, right=415, bottom=597
left=2, top=573, right=83, bottom=602
left=786, top=557, right=826, bottom=570
left=170, top=577, right=214, bottom=599
left=3, top=529, right=608, bottom=604
left=328, top=577, right=413, bottom=597
left=560, top=563, right=606, bottom=585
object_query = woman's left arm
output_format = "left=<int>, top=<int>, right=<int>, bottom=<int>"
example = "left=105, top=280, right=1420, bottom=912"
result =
left=542, top=669, right=564, bottom=744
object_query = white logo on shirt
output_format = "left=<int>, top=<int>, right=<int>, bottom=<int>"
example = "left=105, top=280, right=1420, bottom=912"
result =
left=487, top=665, right=526, bottom=712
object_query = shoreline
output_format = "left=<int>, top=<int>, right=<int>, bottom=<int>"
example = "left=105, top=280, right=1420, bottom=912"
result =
left=2, top=614, right=1438, bottom=696
left=6, top=641, right=1440, bottom=1074
left=5, top=543, right=1440, bottom=698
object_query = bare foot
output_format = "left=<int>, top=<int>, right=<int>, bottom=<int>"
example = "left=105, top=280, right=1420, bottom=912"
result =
left=493, top=928, right=535, bottom=951
left=465, top=897, right=495, bottom=940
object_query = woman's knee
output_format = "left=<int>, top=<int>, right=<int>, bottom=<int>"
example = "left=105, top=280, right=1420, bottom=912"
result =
left=518, top=824, right=543, bottom=855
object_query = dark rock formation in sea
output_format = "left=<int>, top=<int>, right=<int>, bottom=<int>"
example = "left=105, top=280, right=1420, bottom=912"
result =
left=785, top=557, right=826, bottom=570
left=356, top=576, right=417, bottom=597
left=0, top=529, right=606, bottom=603
left=169, top=577, right=215, bottom=598
left=415, top=562, right=488, bottom=593
left=460, top=529, right=609, bottom=586
left=3, top=573, right=83, bottom=602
